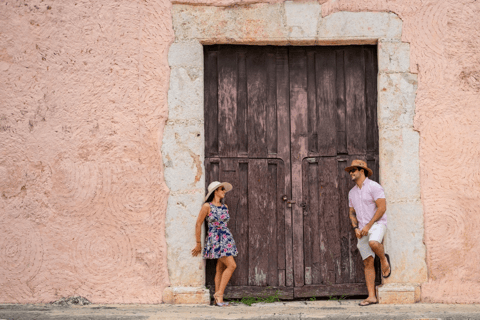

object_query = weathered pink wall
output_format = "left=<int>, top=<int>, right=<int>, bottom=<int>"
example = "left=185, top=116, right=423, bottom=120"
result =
left=1, top=0, right=479, bottom=303
left=0, top=0, right=173, bottom=303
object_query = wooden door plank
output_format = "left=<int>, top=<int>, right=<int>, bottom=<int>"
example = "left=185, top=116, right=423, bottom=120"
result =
left=235, top=160, right=250, bottom=286
left=345, top=47, right=367, bottom=155
left=364, top=46, right=378, bottom=154
left=237, top=49, right=248, bottom=156
left=247, top=49, right=268, bottom=158
left=248, top=159, right=268, bottom=286
left=223, top=286, right=294, bottom=300
left=266, top=48, right=278, bottom=156
left=267, top=161, right=278, bottom=286
left=335, top=49, right=347, bottom=154
left=217, top=47, right=238, bottom=157
left=289, top=48, right=308, bottom=287
left=307, top=50, right=318, bottom=155
left=318, top=158, right=340, bottom=286
left=293, top=283, right=367, bottom=298
left=204, top=48, right=219, bottom=157
left=303, top=158, right=322, bottom=285
left=276, top=47, right=293, bottom=287
left=276, top=159, right=286, bottom=286
left=315, top=48, right=337, bottom=156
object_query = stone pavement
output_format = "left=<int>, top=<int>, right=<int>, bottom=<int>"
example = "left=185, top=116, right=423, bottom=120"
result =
left=1, top=300, right=480, bottom=320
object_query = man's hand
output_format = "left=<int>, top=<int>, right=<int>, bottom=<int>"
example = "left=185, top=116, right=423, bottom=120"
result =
left=355, top=228, right=362, bottom=239
left=360, top=224, right=371, bottom=237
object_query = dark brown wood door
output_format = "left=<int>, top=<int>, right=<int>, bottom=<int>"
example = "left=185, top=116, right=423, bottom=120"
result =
left=204, top=45, right=379, bottom=299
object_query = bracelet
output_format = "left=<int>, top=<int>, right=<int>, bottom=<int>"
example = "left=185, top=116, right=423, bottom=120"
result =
left=196, top=241, right=201, bottom=243
left=353, top=227, right=359, bottom=230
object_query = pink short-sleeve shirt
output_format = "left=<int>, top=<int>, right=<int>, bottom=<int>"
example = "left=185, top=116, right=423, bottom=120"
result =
left=348, top=178, right=387, bottom=229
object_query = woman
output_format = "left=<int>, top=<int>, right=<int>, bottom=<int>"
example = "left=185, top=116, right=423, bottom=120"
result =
left=191, top=181, right=238, bottom=306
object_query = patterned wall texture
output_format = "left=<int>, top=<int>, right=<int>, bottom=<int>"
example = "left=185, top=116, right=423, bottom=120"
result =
left=0, top=0, right=172, bottom=303
left=1, top=0, right=479, bottom=303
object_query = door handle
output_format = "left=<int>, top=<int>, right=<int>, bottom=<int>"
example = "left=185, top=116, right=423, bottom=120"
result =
left=286, top=200, right=296, bottom=208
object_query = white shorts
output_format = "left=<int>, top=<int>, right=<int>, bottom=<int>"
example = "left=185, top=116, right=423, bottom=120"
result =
left=356, top=223, right=387, bottom=260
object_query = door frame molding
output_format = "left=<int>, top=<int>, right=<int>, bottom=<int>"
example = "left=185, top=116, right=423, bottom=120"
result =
left=162, top=2, right=426, bottom=304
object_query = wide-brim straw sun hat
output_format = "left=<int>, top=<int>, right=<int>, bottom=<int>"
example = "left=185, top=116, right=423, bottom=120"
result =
left=344, top=159, right=373, bottom=177
left=204, top=181, right=233, bottom=201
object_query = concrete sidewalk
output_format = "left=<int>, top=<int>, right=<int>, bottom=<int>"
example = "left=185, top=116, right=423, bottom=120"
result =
left=1, top=300, right=480, bottom=320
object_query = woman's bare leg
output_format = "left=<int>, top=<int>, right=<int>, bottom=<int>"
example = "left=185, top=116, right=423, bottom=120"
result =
left=214, top=259, right=226, bottom=294
left=215, top=256, right=236, bottom=303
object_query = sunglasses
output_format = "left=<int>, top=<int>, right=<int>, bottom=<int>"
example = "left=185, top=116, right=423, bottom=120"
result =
left=349, top=167, right=360, bottom=174
left=218, top=187, right=226, bottom=191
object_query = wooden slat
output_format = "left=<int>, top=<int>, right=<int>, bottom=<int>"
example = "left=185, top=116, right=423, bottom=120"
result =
left=289, top=48, right=307, bottom=287
left=267, top=162, right=278, bottom=286
left=276, top=160, right=286, bottom=286
left=237, top=49, right=248, bottom=155
left=217, top=47, right=238, bottom=157
left=235, top=160, right=250, bottom=285
left=319, top=158, right=340, bottom=286
left=247, top=49, right=267, bottom=158
left=302, top=159, right=313, bottom=285
left=307, top=51, right=318, bottom=154
left=315, top=48, right=337, bottom=156
left=303, top=158, right=322, bottom=285
left=345, top=47, right=367, bottom=155
left=335, top=49, right=347, bottom=154
left=248, top=159, right=268, bottom=286
left=204, top=49, right=218, bottom=157
left=266, top=48, right=278, bottom=155
left=294, top=283, right=368, bottom=298
left=276, top=47, right=293, bottom=287
left=364, top=46, right=378, bottom=154
left=222, top=286, right=294, bottom=300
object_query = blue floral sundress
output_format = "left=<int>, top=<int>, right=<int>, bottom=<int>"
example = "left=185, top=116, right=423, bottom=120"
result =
left=203, top=203, right=238, bottom=259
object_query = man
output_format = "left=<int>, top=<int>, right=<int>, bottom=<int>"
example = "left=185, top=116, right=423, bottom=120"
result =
left=345, top=160, right=391, bottom=306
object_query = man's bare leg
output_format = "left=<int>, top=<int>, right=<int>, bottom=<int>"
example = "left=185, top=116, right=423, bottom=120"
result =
left=369, top=240, right=390, bottom=277
left=360, top=256, right=377, bottom=305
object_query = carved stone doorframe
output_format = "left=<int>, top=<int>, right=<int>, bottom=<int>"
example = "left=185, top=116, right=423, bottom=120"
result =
left=162, top=2, right=427, bottom=304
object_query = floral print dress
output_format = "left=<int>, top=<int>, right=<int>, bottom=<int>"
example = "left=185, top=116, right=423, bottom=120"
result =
left=203, top=203, right=238, bottom=259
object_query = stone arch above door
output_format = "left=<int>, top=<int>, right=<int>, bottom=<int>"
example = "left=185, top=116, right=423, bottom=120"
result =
left=162, top=1, right=426, bottom=304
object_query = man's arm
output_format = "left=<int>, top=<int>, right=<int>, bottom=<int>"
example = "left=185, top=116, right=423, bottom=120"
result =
left=349, top=207, right=362, bottom=239
left=349, top=207, right=358, bottom=228
left=360, top=198, right=386, bottom=236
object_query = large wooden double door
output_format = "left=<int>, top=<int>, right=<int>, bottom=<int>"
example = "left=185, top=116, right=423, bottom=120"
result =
left=204, top=45, right=380, bottom=299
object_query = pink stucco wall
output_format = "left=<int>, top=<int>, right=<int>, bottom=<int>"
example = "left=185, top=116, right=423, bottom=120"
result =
left=1, top=0, right=479, bottom=303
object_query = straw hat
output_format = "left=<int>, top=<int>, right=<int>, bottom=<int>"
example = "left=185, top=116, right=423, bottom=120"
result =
left=344, top=159, right=373, bottom=177
left=204, top=181, right=233, bottom=201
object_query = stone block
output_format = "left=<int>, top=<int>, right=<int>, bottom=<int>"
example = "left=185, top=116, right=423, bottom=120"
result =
left=379, top=127, right=420, bottom=199
left=377, top=284, right=421, bottom=304
left=168, top=41, right=203, bottom=68
left=378, top=41, right=410, bottom=73
left=318, top=12, right=402, bottom=41
left=378, top=73, right=418, bottom=129
left=285, top=1, right=321, bottom=39
left=163, top=286, right=210, bottom=304
left=168, top=67, right=204, bottom=120
left=165, top=193, right=206, bottom=287
left=382, top=203, right=428, bottom=284
left=161, top=121, right=204, bottom=192
left=172, top=4, right=287, bottom=43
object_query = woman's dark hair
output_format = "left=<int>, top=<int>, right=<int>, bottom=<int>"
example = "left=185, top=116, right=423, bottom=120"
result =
left=205, top=192, right=215, bottom=203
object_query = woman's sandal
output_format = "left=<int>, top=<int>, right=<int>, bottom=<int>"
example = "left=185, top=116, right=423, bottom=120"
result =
left=213, top=293, right=229, bottom=307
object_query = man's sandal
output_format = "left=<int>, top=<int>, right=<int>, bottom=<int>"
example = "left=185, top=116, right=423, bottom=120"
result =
left=359, top=300, right=378, bottom=306
left=382, top=254, right=391, bottom=278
